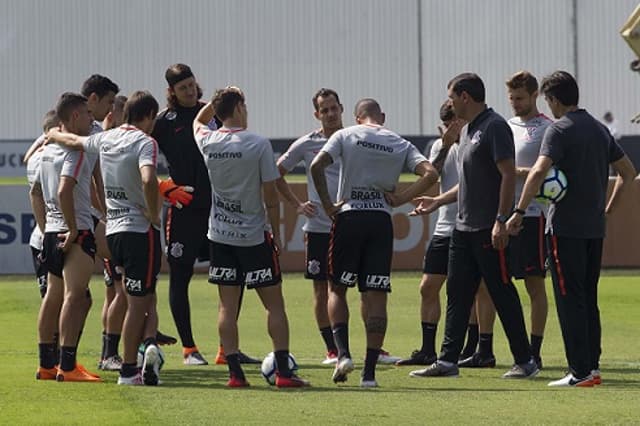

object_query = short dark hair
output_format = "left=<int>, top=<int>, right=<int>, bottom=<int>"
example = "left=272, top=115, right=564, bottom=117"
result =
left=540, top=71, right=579, bottom=106
left=354, top=98, right=382, bottom=119
left=124, top=91, right=159, bottom=124
left=439, top=100, right=455, bottom=122
left=312, top=88, right=341, bottom=111
left=506, top=70, right=538, bottom=94
left=80, top=74, right=119, bottom=98
left=448, top=73, right=485, bottom=102
left=211, top=87, right=245, bottom=121
left=42, top=109, right=59, bottom=132
left=55, top=92, right=88, bottom=123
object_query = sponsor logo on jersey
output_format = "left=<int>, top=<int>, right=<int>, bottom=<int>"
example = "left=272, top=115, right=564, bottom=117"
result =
left=174, top=126, right=185, bottom=134
left=307, top=259, right=321, bottom=275
left=106, top=189, right=128, bottom=200
left=215, top=197, right=243, bottom=213
left=208, top=152, right=243, bottom=159
left=125, top=277, right=142, bottom=293
left=170, top=242, right=184, bottom=258
left=209, top=266, right=237, bottom=281
left=339, top=271, right=358, bottom=285
left=107, top=207, right=131, bottom=219
left=351, top=189, right=382, bottom=201
left=213, top=212, right=243, bottom=225
left=470, top=131, right=482, bottom=145
left=246, top=268, right=273, bottom=285
left=213, top=228, right=249, bottom=239
left=356, top=140, right=394, bottom=153
left=166, top=111, right=177, bottom=120
left=365, top=274, right=390, bottom=289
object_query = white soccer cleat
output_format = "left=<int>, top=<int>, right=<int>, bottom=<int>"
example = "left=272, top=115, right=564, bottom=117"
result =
left=142, top=344, right=160, bottom=386
left=117, top=372, right=143, bottom=385
left=184, top=351, right=208, bottom=366
left=322, top=350, right=338, bottom=365
left=547, top=373, right=594, bottom=387
left=377, top=350, right=402, bottom=365
left=100, top=355, right=123, bottom=371
left=332, top=357, right=355, bottom=383
left=360, top=378, right=379, bottom=388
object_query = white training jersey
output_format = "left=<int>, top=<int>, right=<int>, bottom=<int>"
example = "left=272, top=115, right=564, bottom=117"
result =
left=508, top=114, right=553, bottom=217
left=278, top=130, right=340, bottom=233
left=84, top=124, right=158, bottom=235
left=321, top=124, right=426, bottom=215
left=90, top=120, right=103, bottom=135
left=428, top=138, right=459, bottom=237
left=37, top=143, right=97, bottom=233
left=26, top=135, right=45, bottom=249
left=195, top=125, right=280, bottom=247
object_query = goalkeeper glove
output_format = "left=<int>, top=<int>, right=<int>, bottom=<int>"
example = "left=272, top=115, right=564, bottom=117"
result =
left=159, top=178, right=194, bottom=209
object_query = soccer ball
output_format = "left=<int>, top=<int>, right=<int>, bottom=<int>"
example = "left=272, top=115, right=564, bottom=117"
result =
left=536, top=167, right=568, bottom=204
left=137, top=343, right=165, bottom=370
left=260, top=351, right=299, bottom=385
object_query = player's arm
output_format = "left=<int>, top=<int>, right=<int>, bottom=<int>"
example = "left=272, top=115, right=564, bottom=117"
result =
left=506, top=155, right=553, bottom=234
left=275, top=163, right=316, bottom=217
left=492, top=157, right=516, bottom=249
left=45, top=128, right=87, bottom=150
left=606, top=155, right=637, bottom=215
left=263, top=180, right=282, bottom=251
left=58, top=176, right=78, bottom=253
left=409, top=184, right=458, bottom=216
left=310, top=152, right=342, bottom=217
left=193, top=102, right=214, bottom=135
left=29, top=182, right=46, bottom=233
left=91, top=160, right=106, bottom=217
left=384, top=161, right=439, bottom=207
left=141, top=165, right=161, bottom=228
left=24, top=136, right=45, bottom=164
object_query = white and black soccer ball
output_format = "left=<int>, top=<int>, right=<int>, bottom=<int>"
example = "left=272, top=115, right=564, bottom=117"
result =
left=137, top=343, right=165, bottom=370
left=260, top=351, right=299, bottom=385
left=536, top=167, right=568, bottom=204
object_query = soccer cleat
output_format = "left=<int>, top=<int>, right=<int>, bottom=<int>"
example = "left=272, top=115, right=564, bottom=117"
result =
left=215, top=346, right=226, bottom=365
left=99, top=355, right=123, bottom=371
left=360, top=378, right=379, bottom=388
left=548, top=373, right=595, bottom=387
left=534, top=356, right=543, bottom=370
left=591, top=369, right=602, bottom=385
left=409, top=361, right=459, bottom=378
left=156, top=331, right=177, bottom=346
left=142, top=344, right=160, bottom=386
left=275, top=373, right=311, bottom=388
left=238, top=350, right=262, bottom=364
left=227, top=373, right=250, bottom=388
left=458, top=352, right=496, bottom=368
left=76, top=364, right=101, bottom=379
left=184, top=349, right=208, bottom=366
left=56, top=366, right=102, bottom=382
left=322, top=349, right=338, bottom=365
left=36, top=366, right=57, bottom=380
left=118, top=372, right=143, bottom=385
left=377, top=349, right=402, bottom=365
left=332, top=357, right=355, bottom=383
left=502, top=359, right=539, bottom=379
left=395, top=349, right=437, bottom=366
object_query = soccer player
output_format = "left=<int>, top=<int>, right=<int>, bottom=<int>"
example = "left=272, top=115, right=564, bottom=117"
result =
left=310, top=98, right=439, bottom=387
left=408, top=73, right=538, bottom=379
left=33, top=93, right=101, bottom=382
left=194, top=86, right=309, bottom=388
left=506, top=71, right=636, bottom=387
left=153, top=64, right=259, bottom=366
left=47, top=91, right=164, bottom=386
left=462, top=71, right=552, bottom=370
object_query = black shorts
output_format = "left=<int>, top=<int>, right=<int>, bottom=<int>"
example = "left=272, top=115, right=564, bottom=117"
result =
left=304, top=232, right=330, bottom=281
left=163, top=205, right=210, bottom=265
left=509, top=215, right=547, bottom=279
left=423, top=235, right=451, bottom=275
left=208, top=232, right=282, bottom=289
left=103, top=258, right=122, bottom=287
left=107, top=227, right=161, bottom=297
left=328, top=211, right=393, bottom=293
left=31, top=246, right=48, bottom=298
left=42, top=230, right=96, bottom=278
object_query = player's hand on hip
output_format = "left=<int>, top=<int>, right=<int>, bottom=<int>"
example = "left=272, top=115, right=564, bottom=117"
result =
left=297, top=201, right=317, bottom=218
left=384, top=191, right=403, bottom=207
left=491, top=221, right=509, bottom=250
left=57, top=229, right=78, bottom=253
left=324, top=200, right=344, bottom=219
left=408, top=196, right=440, bottom=216
left=506, top=213, right=523, bottom=236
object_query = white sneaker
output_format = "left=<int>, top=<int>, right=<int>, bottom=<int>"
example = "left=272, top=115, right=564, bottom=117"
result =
left=322, top=350, right=338, bottom=365
left=547, top=373, right=595, bottom=387
left=100, top=355, right=122, bottom=371
left=142, top=344, right=160, bottom=386
left=183, top=351, right=208, bottom=366
left=360, top=378, right=379, bottom=388
left=332, top=357, right=355, bottom=383
left=377, top=350, right=402, bottom=365
left=117, top=372, right=143, bottom=385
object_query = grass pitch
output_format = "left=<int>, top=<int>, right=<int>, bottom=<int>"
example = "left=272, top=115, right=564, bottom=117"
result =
left=0, top=272, right=639, bottom=425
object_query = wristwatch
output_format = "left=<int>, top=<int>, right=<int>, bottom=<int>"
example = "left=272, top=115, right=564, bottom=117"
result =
left=496, top=214, right=508, bottom=224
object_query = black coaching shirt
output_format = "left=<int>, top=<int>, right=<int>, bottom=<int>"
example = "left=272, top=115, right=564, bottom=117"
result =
left=152, top=102, right=213, bottom=210
left=456, top=107, right=515, bottom=232
left=540, top=109, right=625, bottom=239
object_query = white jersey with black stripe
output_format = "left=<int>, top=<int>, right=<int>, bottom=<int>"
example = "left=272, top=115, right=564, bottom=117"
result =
left=195, top=125, right=280, bottom=247
left=84, top=125, right=158, bottom=235
left=321, top=124, right=427, bottom=215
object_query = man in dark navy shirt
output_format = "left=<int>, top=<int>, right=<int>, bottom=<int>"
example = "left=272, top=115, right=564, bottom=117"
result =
left=507, top=71, right=636, bottom=387
left=409, top=73, right=537, bottom=379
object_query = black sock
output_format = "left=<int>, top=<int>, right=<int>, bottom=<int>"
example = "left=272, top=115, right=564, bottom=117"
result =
left=143, top=336, right=157, bottom=348
left=38, top=343, right=56, bottom=369
left=226, top=353, right=245, bottom=379
left=478, top=333, right=494, bottom=356
left=60, top=346, right=77, bottom=372
left=274, top=350, right=292, bottom=378
left=121, top=362, right=138, bottom=378
left=530, top=334, right=543, bottom=358
left=332, top=323, right=351, bottom=359
left=169, top=262, right=195, bottom=348
left=105, top=333, right=121, bottom=358
left=462, top=324, right=479, bottom=356
left=420, top=322, right=437, bottom=355
left=320, top=326, right=337, bottom=352
left=100, top=331, right=107, bottom=360
left=363, top=348, right=380, bottom=381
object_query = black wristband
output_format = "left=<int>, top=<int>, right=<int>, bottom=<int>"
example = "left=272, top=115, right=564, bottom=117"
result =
left=514, top=208, right=526, bottom=216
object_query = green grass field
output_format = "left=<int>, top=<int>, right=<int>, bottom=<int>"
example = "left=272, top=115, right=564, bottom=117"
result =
left=1, top=272, right=639, bottom=424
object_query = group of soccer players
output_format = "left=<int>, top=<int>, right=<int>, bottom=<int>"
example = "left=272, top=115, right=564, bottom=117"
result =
left=27, top=64, right=636, bottom=389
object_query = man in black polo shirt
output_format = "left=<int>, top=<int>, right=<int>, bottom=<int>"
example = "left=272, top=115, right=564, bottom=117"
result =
left=409, top=73, right=537, bottom=379
left=507, top=71, right=636, bottom=387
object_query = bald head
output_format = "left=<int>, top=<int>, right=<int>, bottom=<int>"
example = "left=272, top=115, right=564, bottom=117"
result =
left=354, top=98, right=384, bottom=124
